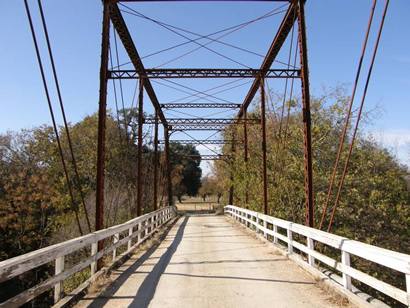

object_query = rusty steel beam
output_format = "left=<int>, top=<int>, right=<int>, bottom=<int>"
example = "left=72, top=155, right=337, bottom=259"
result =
left=260, top=79, right=268, bottom=215
left=169, top=124, right=225, bottom=131
left=244, top=110, right=249, bottom=206
left=109, top=4, right=167, bottom=125
left=96, top=0, right=111, bottom=265
left=145, top=118, right=260, bottom=125
left=137, top=78, right=144, bottom=217
left=228, top=129, right=236, bottom=205
left=108, top=68, right=300, bottom=79
left=164, top=127, right=172, bottom=206
left=119, top=0, right=290, bottom=2
left=160, top=139, right=239, bottom=145
left=153, top=109, right=159, bottom=210
left=161, top=103, right=241, bottom=109
left=96, top=0, right=110, bottom=231
left=297, top=0, right=314, bottom=228
left=186, top=154, right=231, bottom=161
left=237, top=2, right=298, bottom=118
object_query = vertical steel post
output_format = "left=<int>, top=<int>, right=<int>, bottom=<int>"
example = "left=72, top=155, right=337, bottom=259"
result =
left=137, top=77, right=144, bottom=217
left=244, top=110, right=249, bottom=206
left=164, top=127, right=172, bottom=206
left=228, top=129, right=236, bottom=205
left=297, top=0, right=314, bottom=227
left=96, top=0, right=110, bottom=236
left=260, top=78, right=268, bottom=215
left=153, top=109, right=159, bottom=210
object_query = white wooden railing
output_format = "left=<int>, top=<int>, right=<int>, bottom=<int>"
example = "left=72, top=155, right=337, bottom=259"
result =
left=225, top=205, right=410, bottom=307
left=0, top=206, right=177, bottom=307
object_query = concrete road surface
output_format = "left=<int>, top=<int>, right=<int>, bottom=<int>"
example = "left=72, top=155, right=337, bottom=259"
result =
left=75, top=215, right=351, bottom=308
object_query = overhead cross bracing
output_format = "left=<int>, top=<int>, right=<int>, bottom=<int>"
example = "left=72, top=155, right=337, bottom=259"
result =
left=108, top=68, right=301, bottom=79
left=161, top=103, right=241, bottom=109
left=160, top=140, right=239, bottom=145
left=144, top=118, right=260, bottom=125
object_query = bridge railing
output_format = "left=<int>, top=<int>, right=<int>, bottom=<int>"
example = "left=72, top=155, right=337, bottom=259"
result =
left=224, top=205, right=410, bottom=307
left=0, top=206, right=177, bottom=307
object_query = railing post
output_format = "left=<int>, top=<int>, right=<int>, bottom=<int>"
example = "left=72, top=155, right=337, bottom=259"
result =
left=307, top=237, right=315, bottom=266
left=273, top=224, right=278, bottom=244
left=54, top=255, right=64, bottom=304
left=287, top=225, right=293, bottom=254
left=263, top=218, right=267, bottom=239
left=128, top=227, right=133, bottom=251
left=112, top=233, right=119, bottom=260
left=342, top=250, right=352, bottom=290
left=137, top=222, right=142, bottom=243
left=90, top=242, right=98, bottom=276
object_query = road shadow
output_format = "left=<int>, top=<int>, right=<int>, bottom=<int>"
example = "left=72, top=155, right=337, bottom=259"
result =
left=85, top=216, right=189, bottom=308
left=129, top=216, right=188, bottom=307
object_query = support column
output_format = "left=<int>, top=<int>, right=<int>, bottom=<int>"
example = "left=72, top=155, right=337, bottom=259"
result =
left=137, top=77, right=144, bottom=217
left=297, top=0, right=314, bottom=227
left=95, top=0, right=110, bottom=265
left=153, top=109, right=159, bottom=210
left=228, top=129, right=236, bottom=205
left=260, top=78, right=268, bottom=215
left=244, top=110, right=249, bottom=207
left=164, top=127, right=173, bottom=207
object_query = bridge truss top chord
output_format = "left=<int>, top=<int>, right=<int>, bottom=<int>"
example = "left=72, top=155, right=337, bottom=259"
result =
left=162, top=139, right=240, bottom=145
left=108, top=68, right=301, bottom=79
left=144, top=118, right=260, bottom=125
left=161, top=103, right=241, bottom=109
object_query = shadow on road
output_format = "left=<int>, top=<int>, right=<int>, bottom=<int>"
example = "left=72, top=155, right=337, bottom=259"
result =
left=129, top=216, right=189, bottom=307
left=86, top=216, right=189, bottom=308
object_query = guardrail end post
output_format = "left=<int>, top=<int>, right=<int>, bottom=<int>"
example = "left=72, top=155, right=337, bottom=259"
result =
left=54, top=255, right=65, bottom=304
left=307, top=237, right=315, bottom=267
left=90, top=242, right=98, bottom=276
left=342, top=250, right=352, bottom=290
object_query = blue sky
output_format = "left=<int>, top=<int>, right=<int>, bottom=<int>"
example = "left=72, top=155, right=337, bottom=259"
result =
left=0, top=0, right=409, bottom=171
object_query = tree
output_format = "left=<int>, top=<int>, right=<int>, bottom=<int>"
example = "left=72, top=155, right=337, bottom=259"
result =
left=169, top=143, right=202, bottom=198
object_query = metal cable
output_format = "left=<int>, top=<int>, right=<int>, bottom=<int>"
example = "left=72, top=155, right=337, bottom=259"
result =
left=24, top=0, right=83, bottom=235
left=120, top=5, right=252, bottom=68
left=278, top=7, right=296, bottom=139
left=319, top=0, right=378, bottom=230
left=109, top=43, right=125, bottom=141
left=168, top=78, right=244, bottom=104
left=113, top=29, right=130, bottom=140
left=327, top=0, right=389, bottom=232
left=116, top=3, right=293, bottom=69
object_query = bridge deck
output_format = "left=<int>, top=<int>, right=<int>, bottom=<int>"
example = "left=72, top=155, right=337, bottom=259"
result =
left=75, top=215, right=350, bottom=308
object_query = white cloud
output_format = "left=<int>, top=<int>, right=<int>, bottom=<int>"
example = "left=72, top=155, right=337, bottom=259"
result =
left=367, top=129, right=410, bottom=166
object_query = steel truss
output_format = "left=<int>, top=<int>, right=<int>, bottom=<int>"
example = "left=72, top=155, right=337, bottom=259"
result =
left=161, top=140, right=239, bottom=145
left=169, top=124, right=226, bottom=131
left=185, top=154, right=231, bottom=161
left=96, top=0, right=314, bottom=231
left=161, top=103, right=241, bottom=109
left=108, top=68, right=300, bottom=79
left=144, top=118, right=260, bottom=125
